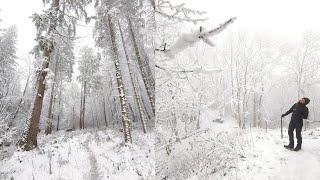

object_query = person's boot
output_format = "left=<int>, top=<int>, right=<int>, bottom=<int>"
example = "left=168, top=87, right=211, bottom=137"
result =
left=294, top=144, right=301, bottom=151
left=284, top=144, right=294, bottom=149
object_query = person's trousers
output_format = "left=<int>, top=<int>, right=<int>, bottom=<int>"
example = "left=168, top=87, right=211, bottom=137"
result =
left=288, top=120, right=303, bottom=147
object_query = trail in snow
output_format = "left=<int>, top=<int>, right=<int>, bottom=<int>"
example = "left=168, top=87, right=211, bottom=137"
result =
left=233, top=128, right=320, bottom=180
left=83, top=134, right=100, bottom=180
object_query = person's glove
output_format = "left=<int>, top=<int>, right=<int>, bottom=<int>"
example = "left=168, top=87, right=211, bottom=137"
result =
left=281, top=114, right=285, bottom=118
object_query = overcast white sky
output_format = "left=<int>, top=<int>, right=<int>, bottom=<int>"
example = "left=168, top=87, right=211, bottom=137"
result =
left=176, top=0, right=320, bottom=41
left=1, top=0, right=43, bottom=59
left=1, top=0, right=320, bottom=66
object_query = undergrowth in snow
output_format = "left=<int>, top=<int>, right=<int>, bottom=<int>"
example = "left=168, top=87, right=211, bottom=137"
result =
left=156, top=111, right=242, bottom=179
left=156, top=108, right=320, bottom=180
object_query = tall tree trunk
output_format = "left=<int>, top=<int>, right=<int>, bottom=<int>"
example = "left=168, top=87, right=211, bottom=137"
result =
left=242, top=63, right=248, bottom=129
left=141, top=94, right=152, bottom=122
left=91, top=107, right=95, bottom=128
left=56, top=87, right=62, bottom=131
left=237, top=87, right=241, bottom=128
left=103, top=98, right=108, bottom=127
left=253, top=93, right=257, bottom=127
left=229, top=44, right=237, bottom=119
left=196, top=109, right=201, bottom=130
left=79, top=83, right=82, bottom=129
left=257, top=88, right=263, bottom=128
left=72, top=106, right=75, bottom=130
left=19, top=58, right=50, bottom=150
left=82, top=81, right=87, bottom=129
left=127, top=17, right=155, bottom=115
left=150, top=0, right=155, bottom=10
left=45, top=56, right=58, bottom=135
left=118, top=20, right=147, bottom=133
left=110, top=96, right=117, bottom=128
left=18, top=0, right=60, bottom=151
left=79, top=81, right=83, bottom=129
left=108, top=15, right=132, bottom=143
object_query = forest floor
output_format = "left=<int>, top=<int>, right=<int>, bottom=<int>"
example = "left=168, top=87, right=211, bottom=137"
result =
left=224, top=127, right=320, bottom=180
left=0, top=128, right=154, bottom=180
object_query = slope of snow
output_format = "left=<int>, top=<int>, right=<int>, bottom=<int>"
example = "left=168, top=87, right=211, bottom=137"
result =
left=226, top=128, right=320, bottom=180
left=158, top=107, right=320, bottom=180
left=0, top=129, right=154, bottom=180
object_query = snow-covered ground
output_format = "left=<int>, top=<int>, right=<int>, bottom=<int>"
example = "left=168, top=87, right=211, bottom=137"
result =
left=227, top=127, right=320, bottom=180
left=157, top=109, right=320, bottom=180
left=0, top=129, right=154, bottom=180
left=156, top=109, right=241, bottom=179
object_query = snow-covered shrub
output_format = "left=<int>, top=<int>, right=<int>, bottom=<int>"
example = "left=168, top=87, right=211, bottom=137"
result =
left=156, top=130, right=239, bottom=179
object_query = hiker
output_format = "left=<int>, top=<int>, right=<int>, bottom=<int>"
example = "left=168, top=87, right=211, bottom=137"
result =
left=281, top=97, right=310, bottom=151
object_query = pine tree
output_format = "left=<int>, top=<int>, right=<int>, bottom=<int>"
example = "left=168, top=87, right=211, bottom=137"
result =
left=18, top=0, right=90, bottom=150
left=18, top=0, right=60, bottom=150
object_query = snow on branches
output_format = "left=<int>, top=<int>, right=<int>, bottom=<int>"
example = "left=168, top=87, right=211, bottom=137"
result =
left=156, top=17, right=236, bottom=58
left=155, top=64, right=223, bottom=75
left=156, top=0, right=207, bottom=23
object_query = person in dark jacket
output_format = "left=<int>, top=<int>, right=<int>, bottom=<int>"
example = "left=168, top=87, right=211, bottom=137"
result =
left=282, top=97, right=310, bottom=151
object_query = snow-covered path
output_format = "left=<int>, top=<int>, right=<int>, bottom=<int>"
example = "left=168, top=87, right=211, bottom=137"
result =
left=83, top=134, right=101, bottom=180
left=0, top=129, right=155, bottom=180
left=234, top=128, right=320, bottom=180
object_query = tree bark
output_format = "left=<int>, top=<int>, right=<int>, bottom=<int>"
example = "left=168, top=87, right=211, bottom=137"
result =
left=56, top=87, right=62, bottom=131
left=79, top=81, right=83, bottom=129
left=91, top=107, right=95, bottom=128
left=103, top=98, right=108, bottom=127
left=45, top=56, right=58, bottom=135
left=108, top=15, right=132, bottom=143
left=72, top=106, right=75, bottom=130
left=18, top=0, right=60, bottom=151
left=82, top=81, right=87, bottom=129
left=118, top=20, right=147, bottom=133
left=127, top=17, right=155, bottom=115
left=150, top=0, right=155, bottom=10
left=253, top=93, right=257, bottom=127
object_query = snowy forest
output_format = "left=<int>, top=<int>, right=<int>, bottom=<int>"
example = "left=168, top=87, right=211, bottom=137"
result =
left=1, top=0, right=155, bottom=179
left=1, top=0, right=320, bottom=180
left=155, top=0, right=320, bottom=179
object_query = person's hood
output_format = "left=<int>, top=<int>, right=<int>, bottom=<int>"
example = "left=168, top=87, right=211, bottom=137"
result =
left=303, top=97, right=310, bottom=105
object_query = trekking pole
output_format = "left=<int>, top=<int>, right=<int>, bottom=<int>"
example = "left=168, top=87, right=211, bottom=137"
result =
left=281, top=116, right=283, bottom=139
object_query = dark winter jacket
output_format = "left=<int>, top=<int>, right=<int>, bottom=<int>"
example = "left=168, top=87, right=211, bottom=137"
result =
left=283, top=102, right=309, bottom=123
